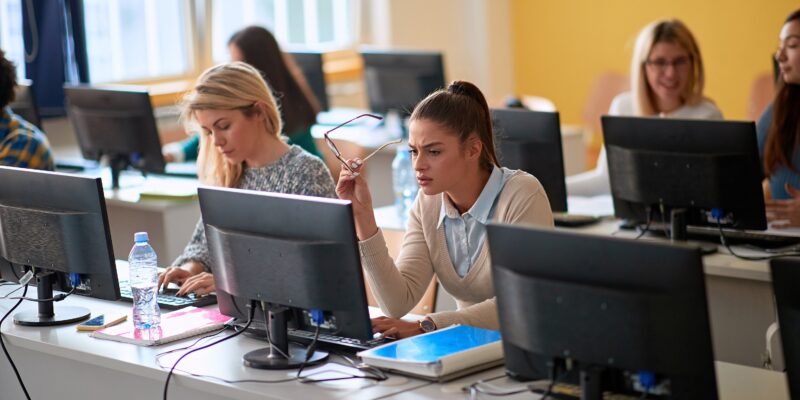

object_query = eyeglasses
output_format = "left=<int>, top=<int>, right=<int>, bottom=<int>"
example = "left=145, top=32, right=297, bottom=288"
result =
left=644, top=56, right=691, bottom=72
left=323, top=113, right=402, bottom=173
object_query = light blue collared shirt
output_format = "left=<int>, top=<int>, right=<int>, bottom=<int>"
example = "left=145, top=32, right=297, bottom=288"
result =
left=438, top=166, right=513, bottom=277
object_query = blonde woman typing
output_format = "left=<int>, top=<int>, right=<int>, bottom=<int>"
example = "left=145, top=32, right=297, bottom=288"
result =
left=336, top=81, right=554, bottom=339
left=158, top=62, right=335, bottom=295
left=567, top=19, right=723, bottom=196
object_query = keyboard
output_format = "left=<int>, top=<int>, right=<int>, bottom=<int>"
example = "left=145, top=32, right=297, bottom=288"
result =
left=553, top=212, right=601, bottom=228
left=118, top=280, right=217, bottom=310
left=288, top=328, right=391, bottom=353
left=687, top=226, right=800, bottom=249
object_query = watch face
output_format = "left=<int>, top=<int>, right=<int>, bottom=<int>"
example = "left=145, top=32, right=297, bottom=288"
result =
left=420, top=319, right=436, bottom=332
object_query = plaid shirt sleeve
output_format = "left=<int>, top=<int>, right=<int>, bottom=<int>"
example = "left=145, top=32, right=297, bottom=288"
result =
left=0, top=127, right=55, bottom=171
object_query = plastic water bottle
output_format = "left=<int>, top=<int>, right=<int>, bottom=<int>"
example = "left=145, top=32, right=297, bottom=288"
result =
left=129, top=232, right=160, bottom=329
left=392, top=146, right=418, bottom=225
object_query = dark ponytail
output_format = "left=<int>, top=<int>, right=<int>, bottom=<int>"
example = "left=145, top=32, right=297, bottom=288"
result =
left=410, top=80, right=500, bottom=171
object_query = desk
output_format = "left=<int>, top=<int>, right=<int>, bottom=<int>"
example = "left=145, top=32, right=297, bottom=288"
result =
left=375, top=200, right=782, bottom=369
left=575, top=219, right=778, bottom=368
left=387, top=361, right=789, bottom=399
left=0, top=282, right=429, bottom=400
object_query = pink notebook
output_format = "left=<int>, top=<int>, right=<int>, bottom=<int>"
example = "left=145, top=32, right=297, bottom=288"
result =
left=91, top=307, right=231, bottom=346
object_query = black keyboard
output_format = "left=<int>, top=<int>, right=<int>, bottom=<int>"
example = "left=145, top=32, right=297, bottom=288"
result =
left=288, top=328, right=391, bottom=353
left=687, top=226, right=800, bottom=249
left=118, top=280, right=217, bottom=310
left=553, top=212, right=601, bottom=227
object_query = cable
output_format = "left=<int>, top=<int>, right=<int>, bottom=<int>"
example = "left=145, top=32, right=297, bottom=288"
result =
left=23, top=0, right=39, bottom=63
left=162, top=301, right=256, bottom=400
left=635, top=207, right=654, bottom=240
left=0, top=284, right=31, bottom=400
left=296, top=320, right=321, bottom=378
left=4, top=287, right=75, bottom=302
left=717, top=220, right=800, bottom=261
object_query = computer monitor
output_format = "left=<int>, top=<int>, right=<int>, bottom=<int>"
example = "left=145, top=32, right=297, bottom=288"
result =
left=0, top=166, right=120, bottom=326
left=9, top=79, right=42, bottom=129
left=361, top=50, right=445, bottom=115
left=492, top=108, right=567, bottom=212
left=198, top=187, right=373, bottom=370
left=769, top=257, right=800, bottom=399
left=487, top=223, right=718, bottom=399
left=64, top=85, right=166, bottom=189
left=289, top=51, right=329, bottom=111
left=603, top=116, right=766, bottom=239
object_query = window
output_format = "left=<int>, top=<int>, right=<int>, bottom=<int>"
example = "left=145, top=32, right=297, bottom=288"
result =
left=0, top=0, right=25, bottom=81
left=210, top=0, right=354, bottom=63
left=83, top=0, right=190, bottom=83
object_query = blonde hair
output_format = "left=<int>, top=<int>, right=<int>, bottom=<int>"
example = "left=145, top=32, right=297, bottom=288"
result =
left=630, top=19, right=706, bottom=116
left=179, top=62, right=283, bottom=187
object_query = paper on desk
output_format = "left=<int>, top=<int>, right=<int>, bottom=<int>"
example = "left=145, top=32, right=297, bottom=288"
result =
left=567, top=195, right=615, bottom=217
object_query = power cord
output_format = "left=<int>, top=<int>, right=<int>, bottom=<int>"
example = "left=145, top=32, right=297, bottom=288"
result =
left=4, top=287, right=75, bottom=302
left=716, top=219, right=800, bottom=261
left=162, top=300, right=257, bottom=400
left=635, top=207, right=655, bottom=240
left=0, top=284, right=31, bottom=400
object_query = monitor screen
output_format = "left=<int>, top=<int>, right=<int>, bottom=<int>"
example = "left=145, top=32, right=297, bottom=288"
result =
left=0, top=166, right=120, bottom=326
left=487, top=223, right=718, bottom=399
left=603, top=116, right=766, bottom=233
left=199, top=187, right=372, bottom=369
left=289, top=51, right=329, bottom=112
left=9, top=79, right=41, bottom=129
left=361, top=50, right=445, bottom=115
left=492, top=108, right=567, bottom=212
left=64, top=85, right=166, bottom=188
left=770, top=257, right=800, bottom=399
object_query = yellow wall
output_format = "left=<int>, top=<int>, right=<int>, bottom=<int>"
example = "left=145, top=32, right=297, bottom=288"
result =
left=511, top=0, right=797, bottom=124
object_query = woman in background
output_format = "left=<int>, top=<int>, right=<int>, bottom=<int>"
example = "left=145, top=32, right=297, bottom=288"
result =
left=164, top=26, right=322, bottom=162
left=759, top=9, right=800, bottom=228
left=158, top=62, right=334, bottom=295
left=567, top=19, right=722, bottom=196
left=337, top=81, right=553, bottom=339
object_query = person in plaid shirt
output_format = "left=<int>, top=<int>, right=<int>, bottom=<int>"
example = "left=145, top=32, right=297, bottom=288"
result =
left=0, top=49, right=53, bottom=171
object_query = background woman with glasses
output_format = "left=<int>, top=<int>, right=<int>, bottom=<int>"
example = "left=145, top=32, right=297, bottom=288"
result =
left=759, top=9, right=800, bottom=228
left=158, top=62, right=335, bottom=296
left=567, top=18, right=723, bottom=196
left=163, top=25, right=323, bottom=163
left=336, top=81, right=554, bottom=338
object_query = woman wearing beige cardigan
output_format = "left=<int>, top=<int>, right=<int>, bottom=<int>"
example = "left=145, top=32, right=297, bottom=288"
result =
left=336, top=81, right=554, bottom=339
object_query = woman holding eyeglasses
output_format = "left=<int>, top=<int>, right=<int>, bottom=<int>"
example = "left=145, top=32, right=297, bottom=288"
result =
left=163, top=25, right=322, bottom=163
left=336, top=81, right=554, bottom=339
left=759, top=9, right=800, bottom=228
left=157, top=62, right=335, bottom=296
left=567, top=19, right=723, bottom=196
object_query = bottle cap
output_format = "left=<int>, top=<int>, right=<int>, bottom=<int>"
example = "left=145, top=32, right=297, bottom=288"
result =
left=134, top=232, right=149, bottom=243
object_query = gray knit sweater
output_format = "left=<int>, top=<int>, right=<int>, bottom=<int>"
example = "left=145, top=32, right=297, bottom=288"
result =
left=173, top=145, right=336, bottom=270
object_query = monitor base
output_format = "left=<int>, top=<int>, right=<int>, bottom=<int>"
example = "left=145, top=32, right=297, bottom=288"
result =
left=14, top=306, right=90, bottom=326
left=243, top=342, right=328, bottom=370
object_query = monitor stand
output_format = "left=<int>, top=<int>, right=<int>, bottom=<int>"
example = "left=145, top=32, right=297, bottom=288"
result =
left=13, top=271, right=90, bottom=326
left=670, top=209, right=717, bottom=255
left=243, top=304, right=328, bottom=370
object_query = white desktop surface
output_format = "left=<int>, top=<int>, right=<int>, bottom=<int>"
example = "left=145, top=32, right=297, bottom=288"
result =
left=374, top=198, right=783, bottom=369
left=0, top=281, right=430, bottom=400
left=386, top=361, right=789, bottom=400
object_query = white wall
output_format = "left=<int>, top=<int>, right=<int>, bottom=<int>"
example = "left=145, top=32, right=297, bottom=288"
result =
left=359, top=0, right=515, bottom=102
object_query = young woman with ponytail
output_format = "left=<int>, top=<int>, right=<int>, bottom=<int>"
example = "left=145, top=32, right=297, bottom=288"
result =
left=336, top=81, right=554, bottom=338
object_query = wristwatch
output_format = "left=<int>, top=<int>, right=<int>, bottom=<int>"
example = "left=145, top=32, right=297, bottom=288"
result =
left=418, top=318, right=437, bottom=333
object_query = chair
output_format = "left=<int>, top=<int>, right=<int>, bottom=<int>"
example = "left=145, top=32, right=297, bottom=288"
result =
left=9, top=79, right=42, bottom=129
left=746, top=72, right=775, bottom=121
left=581, top=72, right=629, bottom=169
